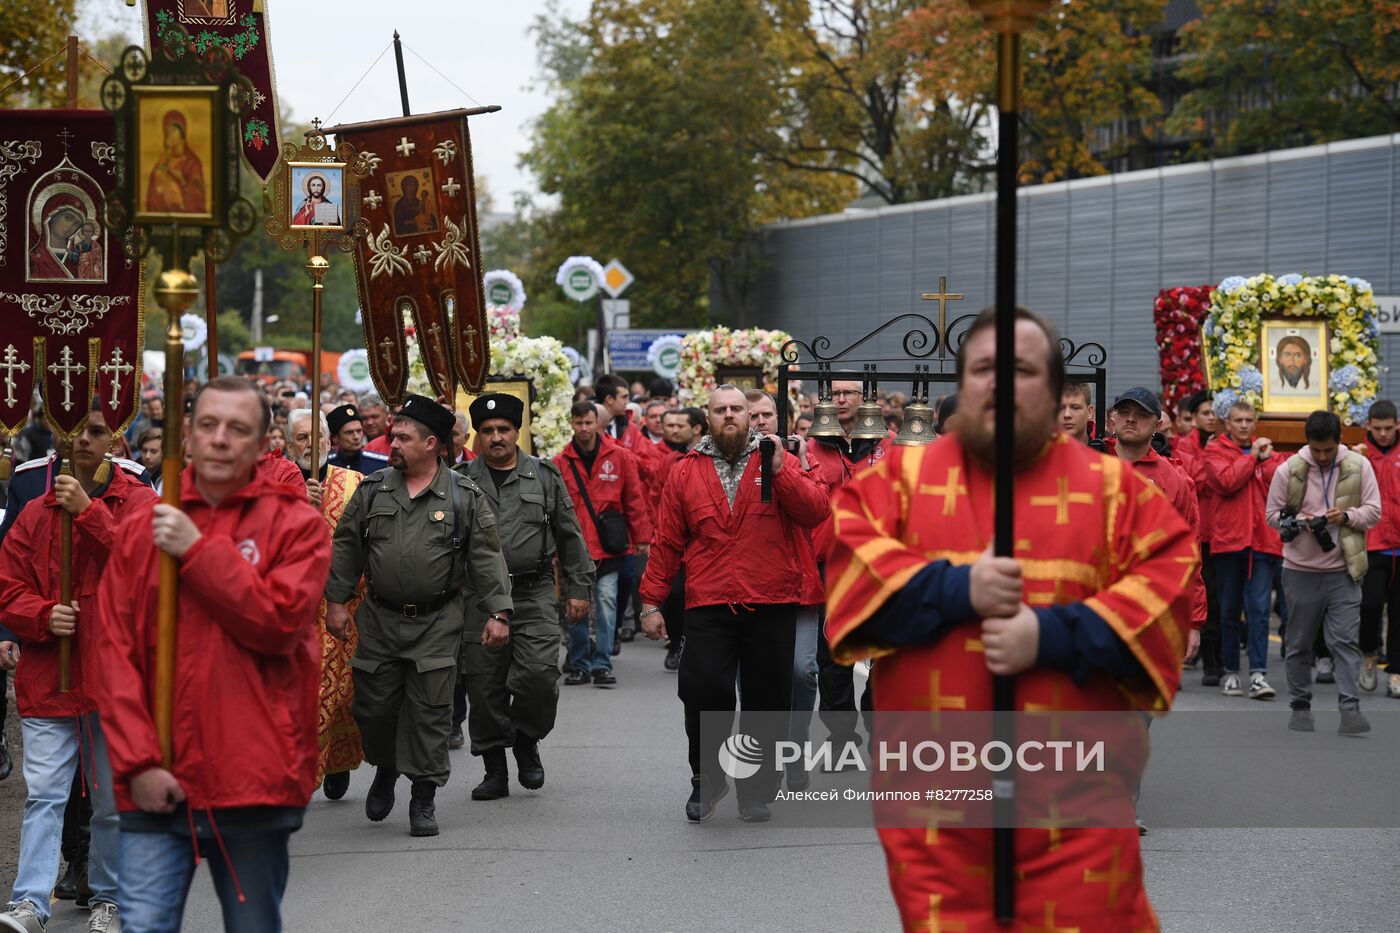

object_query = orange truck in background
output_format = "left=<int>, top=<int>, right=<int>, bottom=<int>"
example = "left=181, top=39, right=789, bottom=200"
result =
left=236, top=349, right=342, bottom=386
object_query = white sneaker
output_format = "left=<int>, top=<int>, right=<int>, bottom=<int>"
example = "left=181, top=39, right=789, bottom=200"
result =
left=1221, top=673, right=1243, bottom=697
left=1316, top=657, right=1335, bottom=683
left=1387, top=673, right=1400, bottom=698
left=1360, top=656, right=1378, bottom=692
left=87, top=903, right=118, bottom=933
left=1248, top=673, right=1276, bottom=700
left=0, top=900, right=45, bottom=933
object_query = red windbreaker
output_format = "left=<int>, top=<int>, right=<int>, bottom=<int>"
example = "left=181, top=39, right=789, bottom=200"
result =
left=1358, top=436, right=1400, bottom=551
left=554, top=435, right=654, bottom=561
left=1203, top=434, right=1286, bottom=556
left=1125, top=448, right=1207, bottom=628
left=805, top=434, right=892, bottom=561
left=1175, top=430, right=1214, bottom=544
left=609, top=416, right=661, bottom=508
left=640, top=446, right=830, bottom=609
left=259, top=447, right=308, bottom=495
left=94, top=465, right=332, bottom=813
left=0, top=469, right=157, bottom=717
left=650, top=444, right=687, bottom=513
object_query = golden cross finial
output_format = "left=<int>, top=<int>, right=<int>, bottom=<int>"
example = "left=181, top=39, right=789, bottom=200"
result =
left=311, top=117, right=323, bottom=132
left=920, top=276, right=964, bottom=359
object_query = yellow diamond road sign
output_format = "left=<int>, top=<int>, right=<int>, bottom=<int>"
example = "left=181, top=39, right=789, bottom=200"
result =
left=601, top=259, right=634, bottom=298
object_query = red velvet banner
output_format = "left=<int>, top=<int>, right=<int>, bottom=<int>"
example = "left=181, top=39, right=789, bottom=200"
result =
left=143, top=0, right=283, bottom=181
left=0, top=110, right=144, bottom=441
left=331, top=109, right=490, bottom=404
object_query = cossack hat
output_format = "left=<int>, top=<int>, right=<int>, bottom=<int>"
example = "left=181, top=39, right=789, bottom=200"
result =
left=326, top=404, right=361, bottom=435
left=396, top=394, right=455, bottom=447
left=470, top=393, right=524, bottom=431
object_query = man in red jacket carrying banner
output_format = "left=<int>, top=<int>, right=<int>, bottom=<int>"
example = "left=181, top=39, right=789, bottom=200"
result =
left=95, top=377, right=332, bottom=933
left=825, top=309, right=1195, bottom=932
left=0, top=406, right=156, bottom=933
left=639, top=385, right=830, bottom=824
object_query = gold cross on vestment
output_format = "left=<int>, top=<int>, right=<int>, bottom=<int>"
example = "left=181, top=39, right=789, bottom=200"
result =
left=919, top=466, right=968, bottom=517
left=920, top=276, right=964, bottom=360
left=911, top=894, right=967, bottom=932
left=1029, top=477, right=1094, bottom=525
left=905, top=800, right=966, bottom=846
left=1026, top=794, right=1087, bottom=853
left=1172, top=545, right=1199, bottom=589
left=1083, top=845, right=1132, bottom=909
left=1024, top=901, right=1080, bottom=933
left=912, top=670, right=967, bottom=730
left=1129, top=528, right=1168, bottom=562
left=1023, top=682, right=1070, bottom=741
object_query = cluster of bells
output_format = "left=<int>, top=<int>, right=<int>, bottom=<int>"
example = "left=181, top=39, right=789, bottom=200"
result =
left=808, top=365, right=936, bottom=446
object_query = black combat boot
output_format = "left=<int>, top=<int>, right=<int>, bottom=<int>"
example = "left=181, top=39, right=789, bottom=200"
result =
left=513, top=738, right=545, bottom=790
left=322, top=771, right=351, bottom=800
left=471, top=748, right=510, bottom=800
left=54, top=858, right=84, bottom=900
left=409, top=781, right=438, bottom=837
left=365, top=766, right=400, bottom=822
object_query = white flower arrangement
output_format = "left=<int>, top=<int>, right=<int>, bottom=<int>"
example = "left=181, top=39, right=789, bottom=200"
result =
left=404, top=324, right=573, bottom=456
left=675, top=327, right=793, bottom=405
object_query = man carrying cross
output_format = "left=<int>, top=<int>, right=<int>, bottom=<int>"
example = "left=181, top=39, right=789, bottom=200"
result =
left=825, top=307, right=1196, bottom=930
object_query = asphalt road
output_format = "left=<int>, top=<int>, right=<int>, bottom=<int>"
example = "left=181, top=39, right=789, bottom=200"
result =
left=19, top=632, right=1397, bottom=932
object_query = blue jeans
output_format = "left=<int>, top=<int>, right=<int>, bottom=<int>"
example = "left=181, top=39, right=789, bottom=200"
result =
left=1214, top=549, right=1279, bottom=675
left=788, top=607, right=820, bottom=751
left=10, top=714, right=118, bottom=921
left=118, top=826, right=291, bottom=933
left=568, top=569, right=619, bottom=674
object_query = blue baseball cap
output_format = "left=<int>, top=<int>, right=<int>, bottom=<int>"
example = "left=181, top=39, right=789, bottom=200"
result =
left=1112, top=387, right=1162, bottom=419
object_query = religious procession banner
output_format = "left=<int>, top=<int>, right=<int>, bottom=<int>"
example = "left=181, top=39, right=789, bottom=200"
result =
left=0, top=111, right=143, bottom=439
left=329, top=109, right=490, bottom=402
left=142, top=0, right=282, bottom=181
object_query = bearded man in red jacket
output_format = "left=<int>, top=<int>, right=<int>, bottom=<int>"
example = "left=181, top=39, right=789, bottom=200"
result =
left=94, top=376, right=332, bottom=933
left=639, top=385, right=830, bottom=824
left=0, top=406, right=156, bottom=933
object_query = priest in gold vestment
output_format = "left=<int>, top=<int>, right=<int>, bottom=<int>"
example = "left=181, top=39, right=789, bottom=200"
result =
left=826, top=309, right=1196, bottom=932
left=288, top=408, right=366, bottom=799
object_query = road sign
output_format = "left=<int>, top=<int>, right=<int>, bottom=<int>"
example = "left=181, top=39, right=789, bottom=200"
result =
left=602, top=299, right=630, bottom=330
left=601, top=258, right=634, bottom=298
left=607, top=329, right=689, bottom=371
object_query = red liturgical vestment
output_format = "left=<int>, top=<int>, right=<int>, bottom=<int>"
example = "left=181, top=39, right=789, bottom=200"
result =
left=826, top=433, right=1195, bottom=932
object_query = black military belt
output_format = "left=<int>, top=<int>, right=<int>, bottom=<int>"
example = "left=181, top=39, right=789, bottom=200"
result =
left=370, top=589, right=455, bottom=618
left=510, top=568, right=554, bottom=588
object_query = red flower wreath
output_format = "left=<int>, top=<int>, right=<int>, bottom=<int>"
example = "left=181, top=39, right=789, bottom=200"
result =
left=1153, top=285, right=1214, bottom=419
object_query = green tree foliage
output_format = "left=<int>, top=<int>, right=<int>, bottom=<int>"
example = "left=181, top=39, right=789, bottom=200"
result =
left=0, top=0, right=82, bottom=109
left=522, top=0, right=853, bottom=329
left=1168, top=0, right=1400, bottom=156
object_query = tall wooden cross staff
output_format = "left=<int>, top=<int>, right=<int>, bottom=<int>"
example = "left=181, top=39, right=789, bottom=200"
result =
left=968, top=0, right=1050, bottom=924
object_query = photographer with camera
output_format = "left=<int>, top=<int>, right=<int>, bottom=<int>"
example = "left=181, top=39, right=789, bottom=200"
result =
left=1266, top=410, right=1380, bottom=734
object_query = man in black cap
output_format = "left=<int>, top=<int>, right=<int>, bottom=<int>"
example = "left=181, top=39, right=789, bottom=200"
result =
left=325, top=394, right=513, bottom=836
left=455, top=393, right=594, bottom=800
left=326, top=403, right=390, bottom=475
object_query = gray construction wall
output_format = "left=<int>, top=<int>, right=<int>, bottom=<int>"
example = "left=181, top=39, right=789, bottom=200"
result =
left=726, top=134, right=1400, bottom=403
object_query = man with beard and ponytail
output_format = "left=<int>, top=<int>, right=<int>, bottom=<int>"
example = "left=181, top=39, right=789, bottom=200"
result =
left=286, top=408, right=366, bottom=803
left=456, top=394, right=593, bottom=800
left=639, top=386, right=829, bottom=823
left=0, top=407, right=156, bottom=933
left=825, top=307, right=1196, bottom=931
left=325, top=395, right=512, bottom=837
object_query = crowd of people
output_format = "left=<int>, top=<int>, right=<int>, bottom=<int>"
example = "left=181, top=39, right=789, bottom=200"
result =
left=0, top=314, right=1393, bottom=930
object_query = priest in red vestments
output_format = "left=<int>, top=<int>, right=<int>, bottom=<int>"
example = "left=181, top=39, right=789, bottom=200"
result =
left=826, top=308, right=1195, bottom=932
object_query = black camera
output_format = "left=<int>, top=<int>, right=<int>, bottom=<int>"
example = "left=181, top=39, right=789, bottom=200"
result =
left=1278, top=509, right=1335, bottom=552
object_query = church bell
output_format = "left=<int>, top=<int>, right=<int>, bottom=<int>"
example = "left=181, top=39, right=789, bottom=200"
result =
left=894, top=365, right=935, bottom=446
left=848, top=367, right=888, bottom=441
